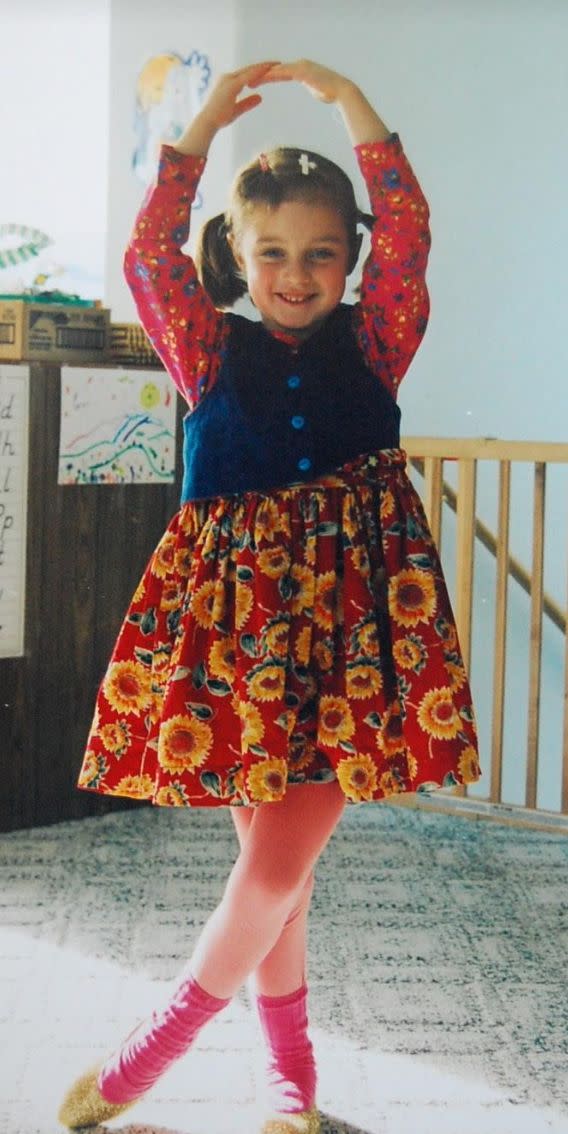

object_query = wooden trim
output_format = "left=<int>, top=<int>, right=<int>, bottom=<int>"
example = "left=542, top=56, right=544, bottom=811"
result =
left=526, top=462, right=546, bottom=809
left=389, top=791, right=568, bottom=836
left=403, top=436, right=568, bottom=464
left=490, top=461, right=511, bottom=804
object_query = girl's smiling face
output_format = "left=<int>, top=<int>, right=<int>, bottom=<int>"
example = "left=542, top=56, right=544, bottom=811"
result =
left=230, top=199, right=351, bottom=339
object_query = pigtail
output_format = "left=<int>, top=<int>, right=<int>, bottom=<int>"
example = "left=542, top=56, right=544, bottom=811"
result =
left=194, top=212, right=247, bottom=308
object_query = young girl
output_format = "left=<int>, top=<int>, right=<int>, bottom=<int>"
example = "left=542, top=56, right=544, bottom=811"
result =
left=59, top=59, right=480, bottom=1133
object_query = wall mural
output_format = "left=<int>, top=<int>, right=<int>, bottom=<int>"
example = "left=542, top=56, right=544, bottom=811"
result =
left=133, top=50, right=211, bottom=194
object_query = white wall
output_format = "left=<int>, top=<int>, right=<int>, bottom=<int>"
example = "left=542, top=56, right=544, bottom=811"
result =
left=0, top=0, right=110, bottom=299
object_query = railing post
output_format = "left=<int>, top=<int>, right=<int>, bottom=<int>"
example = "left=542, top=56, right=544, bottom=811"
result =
left=526, top=462, right=546, bottom=810
left=403, top=437, right=568, bottom=821
left=491, top=460, right=511, bottom=804
left=424, top=457, right=443, bottom=549
left=455, top=458, right=477, bottom=674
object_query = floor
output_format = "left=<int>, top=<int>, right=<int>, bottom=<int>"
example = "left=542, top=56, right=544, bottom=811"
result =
left=1, top=800, right=567, bottom=1133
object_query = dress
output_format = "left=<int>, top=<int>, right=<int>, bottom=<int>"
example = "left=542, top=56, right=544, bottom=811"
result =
left=78, top=136, right=481, bottom=808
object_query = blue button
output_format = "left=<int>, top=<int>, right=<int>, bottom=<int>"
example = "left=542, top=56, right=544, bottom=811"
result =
left=291, top=415, right=305, bottom=429
left=287, top=375, right=301, bottom=389
left=297, top=457, right=312, bottom=472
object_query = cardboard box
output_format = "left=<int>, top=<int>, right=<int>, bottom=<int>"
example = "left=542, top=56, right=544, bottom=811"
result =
left=110, top=323, right=162, bottom=368
left=0, top=300, right=111, bottom=363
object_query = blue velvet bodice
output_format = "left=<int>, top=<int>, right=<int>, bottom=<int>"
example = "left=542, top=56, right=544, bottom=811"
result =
left=180, top=304, right=401, bottom=502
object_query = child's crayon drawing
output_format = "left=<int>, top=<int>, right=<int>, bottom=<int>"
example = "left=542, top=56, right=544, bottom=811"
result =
left=58, top=367, right=177, bottom=485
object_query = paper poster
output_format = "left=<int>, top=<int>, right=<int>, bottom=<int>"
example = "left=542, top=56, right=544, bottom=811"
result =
left=0, top=365, right=29, bottom=658
left=59, top=367, right=177, bottom=485
left=133, top=50, right=211, bottom=191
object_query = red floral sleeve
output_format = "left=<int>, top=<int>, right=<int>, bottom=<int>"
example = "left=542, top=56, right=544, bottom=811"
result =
left=123, top=145, right=227, bottom=410
left=353, top=135, right=431, bottom=397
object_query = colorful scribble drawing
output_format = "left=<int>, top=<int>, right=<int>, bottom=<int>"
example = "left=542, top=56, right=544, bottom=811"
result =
left=59, top=369, right=177, bottom=485
left=133, top=50, right=211, bottom=190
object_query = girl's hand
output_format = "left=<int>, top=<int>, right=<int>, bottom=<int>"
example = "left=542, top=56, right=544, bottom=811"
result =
left=172, top=61, right=279, bottom=156
left=199, top=62, right=280, bottom=129
left=257, top=59, right=353, bottom=104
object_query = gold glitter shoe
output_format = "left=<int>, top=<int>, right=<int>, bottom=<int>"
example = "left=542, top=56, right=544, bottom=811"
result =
left=260, top=1108, right=321, bottom=1134
left=58, top=1065, right=138, bottom=1129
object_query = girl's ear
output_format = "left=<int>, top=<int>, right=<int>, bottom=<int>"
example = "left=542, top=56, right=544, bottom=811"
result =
left=347, top=232, right=364, bottom=275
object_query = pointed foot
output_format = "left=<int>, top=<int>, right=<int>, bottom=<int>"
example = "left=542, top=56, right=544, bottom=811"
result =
left=58, top=1065, right=137, bottom=1129
left=260, top=1107, right=321, bottom=1134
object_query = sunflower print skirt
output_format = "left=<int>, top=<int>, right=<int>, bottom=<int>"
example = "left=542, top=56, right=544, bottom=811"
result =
left=78, top=449, right=481, bottom=807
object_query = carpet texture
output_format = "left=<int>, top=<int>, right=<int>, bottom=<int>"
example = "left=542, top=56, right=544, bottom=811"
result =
left=1, top=801, right=567, bottom=1133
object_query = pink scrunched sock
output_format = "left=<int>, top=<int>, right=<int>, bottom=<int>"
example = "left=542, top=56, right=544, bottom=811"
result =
left=98, top=975, right=229, bottom=1104
left=257, top=983, right=317, bottom=1113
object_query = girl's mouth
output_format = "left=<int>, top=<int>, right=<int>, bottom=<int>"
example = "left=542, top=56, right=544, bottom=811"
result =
left=276, top=293, right=316, bottom=306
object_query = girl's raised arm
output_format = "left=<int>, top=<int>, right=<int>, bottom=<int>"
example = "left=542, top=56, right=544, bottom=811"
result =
left=124, top=63, right=277, bottom=409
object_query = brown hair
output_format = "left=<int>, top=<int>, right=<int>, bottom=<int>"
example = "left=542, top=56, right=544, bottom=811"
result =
left=195, top=146, right=375, bottom=309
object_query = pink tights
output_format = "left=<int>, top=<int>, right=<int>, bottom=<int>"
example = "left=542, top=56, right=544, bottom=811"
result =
left=99, top=779, right=345, bottom=1108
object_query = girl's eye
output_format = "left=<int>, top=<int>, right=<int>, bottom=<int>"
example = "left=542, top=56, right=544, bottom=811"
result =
left=260, top=248, right=284, bottom=259
left=309, top=249, right=335, bottom=261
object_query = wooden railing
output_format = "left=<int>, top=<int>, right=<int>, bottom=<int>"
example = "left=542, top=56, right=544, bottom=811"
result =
left=401, top=437, right=568, bottom=824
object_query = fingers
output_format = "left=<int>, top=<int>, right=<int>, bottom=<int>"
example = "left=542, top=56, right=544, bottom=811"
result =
left=250, top=60, right=337, bottom=99
left=260, top=63, right=297, bottom=78
left=231, top=93, right=263, bottom=120
left=256, top=61, right=306, bottom=84
left=234, top=60, right=281, bottom=87
left=202, top=64, right=275, bottom=129
left=255, top=68, right=295, bottom=86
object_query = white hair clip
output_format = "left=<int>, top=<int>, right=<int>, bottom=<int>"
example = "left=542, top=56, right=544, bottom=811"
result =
left=299, top=153, right=317, bottom=175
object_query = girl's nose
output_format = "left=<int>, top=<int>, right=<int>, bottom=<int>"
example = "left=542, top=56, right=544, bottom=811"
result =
left=283, top=258, right=311, bottom=285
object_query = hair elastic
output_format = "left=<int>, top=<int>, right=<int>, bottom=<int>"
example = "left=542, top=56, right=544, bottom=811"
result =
left=357, top=208, right=376, bottom=229
left=259, top=153, right=271, bottom=173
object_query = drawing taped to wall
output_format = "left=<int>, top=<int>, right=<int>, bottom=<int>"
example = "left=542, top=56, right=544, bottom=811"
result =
left=59, top=367, right=177, bottom=485
left=133, top=50, right=211, bottom=190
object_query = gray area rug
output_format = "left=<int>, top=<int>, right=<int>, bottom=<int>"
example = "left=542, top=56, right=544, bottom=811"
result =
left=1, top=802, right=567, bottom=1133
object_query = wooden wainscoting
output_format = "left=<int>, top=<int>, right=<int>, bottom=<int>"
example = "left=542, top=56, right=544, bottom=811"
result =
left=0, top=363, right=183, bottom=832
